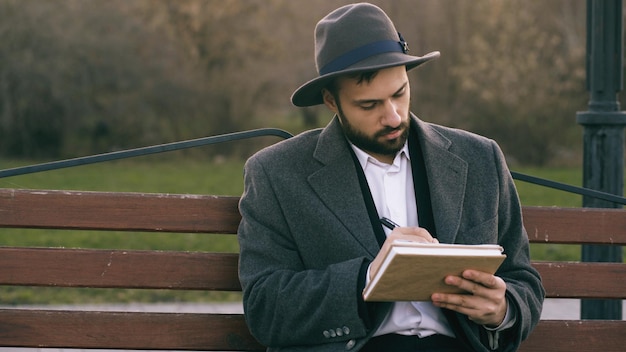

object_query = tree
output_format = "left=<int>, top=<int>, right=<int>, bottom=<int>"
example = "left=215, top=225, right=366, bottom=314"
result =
left=446, top=0, right=587, bottom=164
left=0, top=0, right=594, bottom=165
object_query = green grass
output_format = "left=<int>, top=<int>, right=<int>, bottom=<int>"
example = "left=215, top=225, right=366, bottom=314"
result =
left=1, top=157, right=244, bottom=252
left=0, top=159, right=623, bottom=304
left=1, top=156, right=245, bottom=195
left=513, top=167, right=584, bottom=207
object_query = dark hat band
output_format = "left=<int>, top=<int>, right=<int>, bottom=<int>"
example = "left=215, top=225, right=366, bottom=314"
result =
left=319, top=37, right=408, bottom=76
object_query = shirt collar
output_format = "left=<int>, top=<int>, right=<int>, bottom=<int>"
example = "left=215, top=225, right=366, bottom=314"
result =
left=350, top=141, right=410, bottom=170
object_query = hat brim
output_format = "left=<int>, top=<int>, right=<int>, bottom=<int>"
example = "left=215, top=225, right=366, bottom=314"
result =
left=291, top=51, right=440, bottom=107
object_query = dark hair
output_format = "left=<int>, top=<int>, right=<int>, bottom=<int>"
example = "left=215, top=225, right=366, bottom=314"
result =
left=325, top=70, right=380, bottom=98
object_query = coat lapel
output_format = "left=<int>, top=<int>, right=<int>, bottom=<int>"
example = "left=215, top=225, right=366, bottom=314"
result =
left=306, top=116, right=468, bottom=252
left=307, top=117, right=381, bottom=256
left=413, top=117, right=468, bottom=244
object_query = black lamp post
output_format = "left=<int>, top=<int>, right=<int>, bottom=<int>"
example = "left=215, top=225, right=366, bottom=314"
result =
left=576, top=0, right=625, bottom=320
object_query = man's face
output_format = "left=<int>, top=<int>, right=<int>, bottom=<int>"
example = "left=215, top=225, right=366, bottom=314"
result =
left=322, top=66, right=411, bottom=164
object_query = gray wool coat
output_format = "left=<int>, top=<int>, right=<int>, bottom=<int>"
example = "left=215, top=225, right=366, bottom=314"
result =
left=237, top=114, right=544, bottom=352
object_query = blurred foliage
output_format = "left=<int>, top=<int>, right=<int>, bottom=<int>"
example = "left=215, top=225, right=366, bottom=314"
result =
left=0, top=0, right=623, bottom=165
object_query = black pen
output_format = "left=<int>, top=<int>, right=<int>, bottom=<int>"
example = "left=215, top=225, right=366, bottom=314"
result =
left=380, top=217, right=400, bottom=230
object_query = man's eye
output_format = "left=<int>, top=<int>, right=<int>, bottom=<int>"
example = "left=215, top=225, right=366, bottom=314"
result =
left=394, top=89, right=406, bottom=98
left=360, top=103, right=376, bottom=110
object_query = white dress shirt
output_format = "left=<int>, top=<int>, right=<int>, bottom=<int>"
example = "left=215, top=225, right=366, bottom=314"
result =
left=350, top=142, right=456, bottom=338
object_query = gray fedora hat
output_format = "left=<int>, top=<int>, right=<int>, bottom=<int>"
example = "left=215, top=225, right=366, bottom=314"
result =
left=291, top=2, right=440, bottom=107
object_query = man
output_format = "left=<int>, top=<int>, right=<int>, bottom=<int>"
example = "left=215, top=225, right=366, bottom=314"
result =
left=238, top=3, right=544, bottom=351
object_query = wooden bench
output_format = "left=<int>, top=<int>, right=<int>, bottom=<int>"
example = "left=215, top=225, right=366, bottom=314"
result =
left=0, top=188, right=625, bottom=351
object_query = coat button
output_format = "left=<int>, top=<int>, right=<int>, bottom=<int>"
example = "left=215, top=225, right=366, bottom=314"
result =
left=345, top=339, right=356, bottom=350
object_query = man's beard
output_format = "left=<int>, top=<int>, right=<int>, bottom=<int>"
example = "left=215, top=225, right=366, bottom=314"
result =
left=337, top=107, right=410, bottom=158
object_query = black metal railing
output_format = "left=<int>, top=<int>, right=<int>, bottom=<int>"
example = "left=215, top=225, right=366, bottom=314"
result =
left=1, top=128, right=625, bottom=206
left=0, top=128, right=292, bottom=179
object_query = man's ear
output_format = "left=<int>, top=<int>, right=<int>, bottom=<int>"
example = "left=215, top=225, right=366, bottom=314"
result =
left=322, top=89, right=339, bottom=114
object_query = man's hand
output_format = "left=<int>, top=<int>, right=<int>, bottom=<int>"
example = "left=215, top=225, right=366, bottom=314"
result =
left=431, top=269, right=508, bottom=327
left=369, top=227, right=437, bottom=281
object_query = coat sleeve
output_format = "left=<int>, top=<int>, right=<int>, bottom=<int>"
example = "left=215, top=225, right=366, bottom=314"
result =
left=452, top=139, right=545, bottom=352
left=237, top=155, right=372, bottom=348
left=493, top=139, right=544, bottom=351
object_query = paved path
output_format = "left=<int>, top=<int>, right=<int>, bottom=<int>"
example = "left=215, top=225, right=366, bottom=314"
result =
left=1, top=299, right=624, bottom=352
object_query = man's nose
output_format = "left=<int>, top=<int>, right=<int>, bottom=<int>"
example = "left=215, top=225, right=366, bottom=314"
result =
left=381, top=100, right=402, bottom=127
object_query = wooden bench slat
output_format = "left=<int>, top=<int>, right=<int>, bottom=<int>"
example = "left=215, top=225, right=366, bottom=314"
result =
left=5, top=247, right=626, bottom=299
left=1, top=309, right=624, bottom=352
left=0, top=309, right=264, bottom=351
left=3, top=189, right=625, bottom=244
left=0, top=189, right=241, bottom=233
left=0, top=247, right=241, bottom=290
left=523, top=206, right=626, bottom=245
left=533, top=261, right=626, bottom=299
left=519, top=320, right=626, bottom=352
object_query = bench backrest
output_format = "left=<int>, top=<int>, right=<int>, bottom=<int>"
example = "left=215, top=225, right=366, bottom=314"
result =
left=0, top=188, right=625, bottom=351
left=0, top=189, right=259, bottom=351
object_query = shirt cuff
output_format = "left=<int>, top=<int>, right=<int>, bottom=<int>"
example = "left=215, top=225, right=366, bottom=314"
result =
left=483, top=298, right=517, bottom=350
left=483, top=297, right=517, bottom=332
